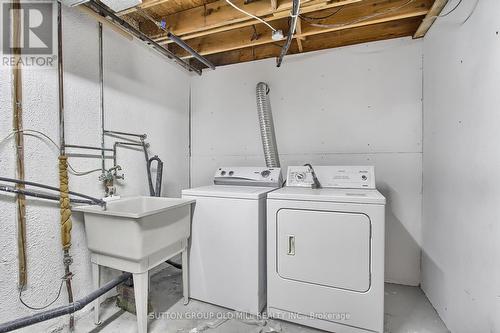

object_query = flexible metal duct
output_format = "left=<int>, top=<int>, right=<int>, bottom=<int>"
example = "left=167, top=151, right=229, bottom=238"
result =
left=256, top=82, right=280, bottom=168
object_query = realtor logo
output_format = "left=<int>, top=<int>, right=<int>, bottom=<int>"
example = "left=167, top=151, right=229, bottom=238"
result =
left=1, top=1, right=56, bottom=67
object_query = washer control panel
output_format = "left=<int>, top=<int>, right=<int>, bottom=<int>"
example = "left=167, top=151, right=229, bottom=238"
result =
left=286, top=166, right=316, bottom=188
left=214, top=167, right=282, bottom=187
left=286, top=166, right=376, bottom=189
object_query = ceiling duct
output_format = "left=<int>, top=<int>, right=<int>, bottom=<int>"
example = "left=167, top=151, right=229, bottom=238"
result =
left=256, top=82, right=281, bottom=168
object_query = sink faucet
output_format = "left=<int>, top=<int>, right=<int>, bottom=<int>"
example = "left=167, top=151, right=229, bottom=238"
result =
left=99, top=165, right=123, bottom=197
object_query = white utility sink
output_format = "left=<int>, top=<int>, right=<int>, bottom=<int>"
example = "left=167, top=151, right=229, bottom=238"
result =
left=74, top=196, right=195, bottom=261
left=74, top=196, right=195, bottom=333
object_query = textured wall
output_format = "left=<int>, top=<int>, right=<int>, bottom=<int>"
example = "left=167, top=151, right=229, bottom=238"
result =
left=0, top=6, right=190, bottom=331
left=191, top=38, right=424, bottom=286
left=422, top=0, right=500, bottom=332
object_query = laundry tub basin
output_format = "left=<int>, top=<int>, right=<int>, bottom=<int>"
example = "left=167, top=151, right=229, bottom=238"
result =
left=74, top=196, right=195, bottom=262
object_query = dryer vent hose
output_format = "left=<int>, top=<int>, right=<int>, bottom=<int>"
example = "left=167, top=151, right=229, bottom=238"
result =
left=256, top=82, right=280, bottom=168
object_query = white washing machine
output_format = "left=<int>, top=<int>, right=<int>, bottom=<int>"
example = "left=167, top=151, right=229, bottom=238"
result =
left=267, top=166, right=386, bottom=333
left=182, top=167, right=282, bottom=315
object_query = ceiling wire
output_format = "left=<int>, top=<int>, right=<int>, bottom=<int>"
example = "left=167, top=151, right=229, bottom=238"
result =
left=276, top=0, right=301, bottom=66
left=438, top=0, right=462, bottom=17
left=461, top=0, right=479, bottom=24
left=299, top=6, right=344, bottom=21
left=225, top=0, right=277, bottom=32
left=299, top=0, right=414, bottom=29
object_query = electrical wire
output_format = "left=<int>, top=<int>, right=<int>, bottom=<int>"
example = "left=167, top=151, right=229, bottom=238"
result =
left=438, top=0, right=462, bottom=17
left=299, top=6, right=344, bottom=21
left=0, top=130, right=102, bottom=176
left=300, top=0, right=414, bottom=29
left=461, top=0, right=478, bottom=24
left=19, top=278, right=64, bottom=310
left=276, top=0, right=301, bottom=67
left=225, top=0, right=277, bottom=32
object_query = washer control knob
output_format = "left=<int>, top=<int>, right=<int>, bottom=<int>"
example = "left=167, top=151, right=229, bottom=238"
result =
left=261, top=170, right=271, bottom=178
left=221, top=171, right=226, bottom=176
left=228, top=171, right=234, bottom=176
left=295, top=172, right=306, bottom=181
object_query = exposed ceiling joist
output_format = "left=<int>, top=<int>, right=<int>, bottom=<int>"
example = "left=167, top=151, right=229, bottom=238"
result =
left=271, top=0, right=278, bottom=11
left=296, top=19, right=304, bottom=52
left=118, top=0, right=168, bottom=15
left=169, top=0, right=430, bottom=59
left=413, top=0, right=448, bottom=38
left=117, top=0, right=443, bottom=69
left=201, top=16, right=422, bottom=67
left=152, top=0, right=362, bottom=42
left=118, top=0, right=205, bottom=15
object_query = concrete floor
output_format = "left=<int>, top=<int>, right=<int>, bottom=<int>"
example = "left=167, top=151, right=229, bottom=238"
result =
left=74, top=266, right=449, bottom=333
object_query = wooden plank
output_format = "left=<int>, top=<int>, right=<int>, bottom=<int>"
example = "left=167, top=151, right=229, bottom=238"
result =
left=11, top=0, right=27, bottom=288
left=413, top=0, right=448, bottom=38
left=170, top=0, right=430, bottom=58
left=119, top=0, right=178, bottom=15
left=271, top=0, right=278, bottom=11
left=151, top=0, right=361, bottom=41
left=296, top=19, right=304, bottom=52
left=200, top=16, right=421, bottom=67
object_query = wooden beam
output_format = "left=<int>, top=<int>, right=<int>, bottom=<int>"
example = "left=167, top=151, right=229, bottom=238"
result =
left=170, top=0, right=430, bottom=58
left=118, top=0, right=171, bottom=15
left=151, top=0, right=362, bottom=42
left=200, top=16, right=422, bottom=67
left=271, top=0, right=278, bottom=11
left=296, top=19, right=304, bottom=52
left=11, top=0, right=27, bottom=288
left=413, top=0, right=448, bottom=38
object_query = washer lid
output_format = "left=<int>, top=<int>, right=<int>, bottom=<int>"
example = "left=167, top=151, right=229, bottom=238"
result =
left=182, top=185, right=277, bottom=200
left=267, top=187, right=386, bottom=205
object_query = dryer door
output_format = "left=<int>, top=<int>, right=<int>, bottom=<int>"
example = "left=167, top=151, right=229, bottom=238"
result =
left=276, top=209, right=371, bottom=292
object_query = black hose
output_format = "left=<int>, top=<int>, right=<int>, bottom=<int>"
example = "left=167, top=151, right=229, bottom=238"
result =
left=141, top=140, right=164, bottom=198
left=0, top=185, right=98, bottom=206
left=141, top=142, right=154, bottom=196
left=304, top=164, right=321, bottom=189
left=147, top=156, right=163, bottom=197
left=166, top=259, right=182, bottom=269
left=0, top=177, right=105, bottom=206
left=0, top=272, right=131, bottom=333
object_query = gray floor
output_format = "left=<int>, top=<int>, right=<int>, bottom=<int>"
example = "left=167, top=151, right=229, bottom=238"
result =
left=74, top=266, right=449, bottom=333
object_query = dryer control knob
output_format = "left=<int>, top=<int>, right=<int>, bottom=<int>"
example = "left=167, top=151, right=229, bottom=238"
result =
left=261, top=170, right=271, bottom=178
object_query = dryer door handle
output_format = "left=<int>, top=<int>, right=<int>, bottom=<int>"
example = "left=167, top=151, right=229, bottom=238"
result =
left=287, top=235, right=296, bottom=256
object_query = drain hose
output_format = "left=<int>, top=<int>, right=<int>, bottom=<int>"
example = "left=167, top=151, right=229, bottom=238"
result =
left=256, top=82, right=280, bottom=168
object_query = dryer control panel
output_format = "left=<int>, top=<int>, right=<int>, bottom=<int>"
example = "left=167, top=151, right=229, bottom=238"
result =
left=286, top=166, right=376, bottom=189
left=214, top=167, right=282, bottom=187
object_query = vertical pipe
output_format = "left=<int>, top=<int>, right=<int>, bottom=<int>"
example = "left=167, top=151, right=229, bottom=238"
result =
left=58, top=3, right=65, bottom=155
left=11, top=0, right=27, bottom=288
left=99, top=23, right=105, bottom=173
left=188, top=86, right=192, bottom=189
left=57, top=4, right=75, bottom=330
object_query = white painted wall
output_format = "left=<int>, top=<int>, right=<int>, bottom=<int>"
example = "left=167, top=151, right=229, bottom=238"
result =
left=421, top=0, right=500, bottom=332
left=191, top=38, right=424, bottom=286
left=0, top=7, right=190, bottom=331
